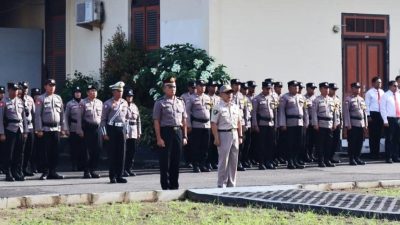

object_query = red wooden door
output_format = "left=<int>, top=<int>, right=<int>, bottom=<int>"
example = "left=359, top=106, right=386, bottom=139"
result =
left=343, top=40, right=384, bottom=96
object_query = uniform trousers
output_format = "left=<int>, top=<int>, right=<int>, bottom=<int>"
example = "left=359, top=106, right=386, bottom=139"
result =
left=368, top=111, right=383, bottom=157
left=330, top=127, right=341, bottom=159
left=385, top=117, right=400, bottom=160
left=347, top=127, right=364, bottom=159
left=68, top=132, right=85, bottom=170
left=83, top=124, right=101, bottom=172
left=22, top=130, right=34, bottom=172
left=191, top=128, right=210, bottom=168
left=285, top=126, right=303, bottom=162
left=159, top=126, right=182, bottom=190
left=240, top=127, right=252, bottom=164
left=41, top=131, right=60, bottom=172
left=125, top=138, right=137, bottom=171
left=316, top=127, right=333, bottom=163
left=217, top=130, right=239, bottom=188
left=4, top=129, right=25, bottom=175
left=106, top=125, right=126, bottom=179
left=257, top=126, right=275, bottom=164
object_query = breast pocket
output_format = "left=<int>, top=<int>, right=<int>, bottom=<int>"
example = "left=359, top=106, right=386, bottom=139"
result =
left=55, top=102, right=62, bottom=113
left=193, top=103, right=203, bottom=111
left=96, top=107, right=102, bottom=116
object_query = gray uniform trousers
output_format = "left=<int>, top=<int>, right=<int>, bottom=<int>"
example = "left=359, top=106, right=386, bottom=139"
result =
left=217, top=130, right=239, bottom=188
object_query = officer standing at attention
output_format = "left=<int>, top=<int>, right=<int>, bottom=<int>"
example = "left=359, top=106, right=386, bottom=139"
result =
left=206, top=80, right=220, bottom=170
left=343, top=82, right=368, bottom=165
left=0, top=86, right=6, bottom=174
left=123, top=88, right=141, bottom=177
left=181, top=80, right=196, bottom=168
left=101, top=82, right=129, bottom=183
left=272, top=81, right=285, bottom=164
left=35, top=79, right=65, bottom=180
left=312, top=82, right=338, bottom=168
left=304, top=83, right=317, bottom=162
left=18, top=82, right=36, bottom=177
left=230, top=79, right=247, bottom=171
left=30, top=88, right=41, bottom=173
left=78, top=84, right=102, bottom=179
left=243, top=80, right=257, bottom=168
left=153, top=77, right=187, bottom=190
left=211, top=84, right=242, bottom=188
left=278, top=80, right=308, bottom=169
left=64, top=87, right=85, bottom=172
left=328, top=83, right=342, bottom=164
left=252, top=81, right=278, bottom=170
left=239, top=82, right=253, bottom=169
left=365, top=76, right=384, bottom=159
left=186, top=79, right=212, bottom=173
left=0, top=83, right=28, bottom=181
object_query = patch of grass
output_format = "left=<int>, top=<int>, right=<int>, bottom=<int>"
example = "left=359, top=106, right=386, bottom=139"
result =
left=0, top=201, right=399, bottom=225
left=344, top=187, right=400, bottom=198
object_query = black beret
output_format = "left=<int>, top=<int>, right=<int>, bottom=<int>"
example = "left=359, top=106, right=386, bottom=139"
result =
left=298, top=82, right=305, bottom=88
left=351, top=82, right=361, bottom=88
left=0, top=86, right=5, bottom=94
left=306, top=83, right=317, bottom=88
left=124, top=88, right=134, bottom=97
left=196, top=80, right=207, bottom=86
left=246, top=80, right=257, bottom=87
left=319, top=82, right=329, bottom=88
left=274, top=82, right=283, bottom=87
left=230, top=79, right=241, bottom=85
left=19, top=81, right=29, bottom=89
left=7, top=82, right=20, bottom=90
left=187, top=80, right=196, bottom=87
left=73, top=86, right=82, bottom=93
left=207, top=80, right=218, bottom=86
left=287, top=80, right=298, bottom=87
left=262, top=81, right=272, bottom=88
left=31, top=88, right=41, bottom=96
left=328, top=83, right=339, bottom=90
left=44, top=79, right=56, bottom=85
left=240, top=82, right=248, bottom=89
left=264, top=78, right=275, bottom=84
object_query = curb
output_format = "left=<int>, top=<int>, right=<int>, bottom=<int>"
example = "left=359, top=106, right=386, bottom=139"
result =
left=1, top=179, right=399, bottom=209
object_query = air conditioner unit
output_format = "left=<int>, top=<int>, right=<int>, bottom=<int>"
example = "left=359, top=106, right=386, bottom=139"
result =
left=76, top=0, right=101, bottom=25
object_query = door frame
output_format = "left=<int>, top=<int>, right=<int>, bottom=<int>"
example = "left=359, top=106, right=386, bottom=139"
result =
left=341, top=13, right=390, bottom=94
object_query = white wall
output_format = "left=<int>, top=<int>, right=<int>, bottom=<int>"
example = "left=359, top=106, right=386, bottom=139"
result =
left=66, top=0, right=131, bottom=79
left=207, top=0, right=400, bottom=96
left=160, top=0, right=210, bottom=50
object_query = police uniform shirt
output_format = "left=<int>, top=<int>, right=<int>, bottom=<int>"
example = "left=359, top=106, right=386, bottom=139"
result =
left=181, top=92, right=192, bottom=104
left=186, top=93, right=211, bottom=128
left=100, top=98, right=129, bottom=135
left=343, top=95, right=368, bottom=128
left=211, top=101, right=241, bottom=130
left=243, top=95, right=253, bottom=128
left=126, top=102, right=141, bottom=139
left=153, top=96, right=187, bottom=127
left=231, top=92, right=246, bottom=126
left=252, top=93, right=277, bottom=127
left=332, top=95, right=342, bottom=127
left=208, top=94, right=220, bottom=109
left=278, top=93, right=309, bottom=127
left=80, top=98, right=103, bottom=125
left=304, top=94, right=316, bottom=120
left=311, top=95, right=337, bottom=128
left=64, top=99, right=82, bottom=133
left=35, top=93, right=65, bottom=132
left=23, top=95, right=35, bottom=131
left=0, top=97, right=27, bottom=134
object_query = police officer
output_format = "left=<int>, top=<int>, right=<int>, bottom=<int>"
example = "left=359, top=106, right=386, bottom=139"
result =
left=153, top=77, right=188, bottom=190
left=304, top=83, right=317, bottom=162
left=298, top=82, right=305, bottom=94
left=101, top=82, right=129, bottom=183
left=30, top=88, right=41, bottom=173
left=328, top=83, right=342, bottom=164
left=0, top=83, right=28, bottom=181
left=211, top=84, right=242, bottom=188
left=123, top=88, right=141, bottom=177
left=247, top=81, right=257, bottom=100
left=18, top=82, right=36, bottom=176
left=78, top=85, right=102, bottom=179
left=239, top=82, right=253, bottom=168
left=0, top=86, right=5, bottom=174
left=274, top=82, right=283, bottom=96
left=206, top=80, right=220, bottom=170
left=344, top=82, right=368, bottom=166
left=244, top=80, right=257, bottom=168
left=273, top=81, right=285, bottom=164
left=278, top=80, right=308, bottom=169
left=181, top=80, right=196, bottom=168
left=64, top=87, right=85, bottom=172
left=230, top=79, right=247, bottom=171
left=186, top=79, right=212, bottom=173
left=35, top=79, right=65, bottom=180
left=312, top=82, right=338, bottom=167
left=252, top=81, right=278, bottom=170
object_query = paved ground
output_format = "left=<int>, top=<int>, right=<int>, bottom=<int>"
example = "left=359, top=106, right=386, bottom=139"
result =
left=1, top=160, right=400, bottom=198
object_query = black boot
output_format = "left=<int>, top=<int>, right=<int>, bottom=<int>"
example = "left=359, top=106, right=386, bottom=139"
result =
left=5, top=170, right=15, bottom=182
left=287, top=160, right=296, bottom=169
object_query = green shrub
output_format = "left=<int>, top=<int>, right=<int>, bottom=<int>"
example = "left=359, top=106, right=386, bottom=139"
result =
left=60, top=70, right=99, bottom=103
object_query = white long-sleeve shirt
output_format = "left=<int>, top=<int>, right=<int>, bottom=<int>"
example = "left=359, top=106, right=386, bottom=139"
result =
left=365, top=88, right=384, bottom=115
left=380, top=90, right=400, bottom=124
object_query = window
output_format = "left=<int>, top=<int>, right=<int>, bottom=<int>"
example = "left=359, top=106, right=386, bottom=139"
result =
left=131, top=0, right=160, bottom=50
left=343, top=14, right=388, bottom=37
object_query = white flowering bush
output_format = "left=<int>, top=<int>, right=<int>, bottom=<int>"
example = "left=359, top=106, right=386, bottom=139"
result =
left=134, top=43, right=231, bottom=101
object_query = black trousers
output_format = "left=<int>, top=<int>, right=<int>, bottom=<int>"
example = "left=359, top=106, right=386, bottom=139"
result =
left=238, top=126, right=249, bottom=166
left=22, top=130, right=34, bottom=172
left=385, top=118, right=400, bottom=160
left=347, top=127, right=364, bottom=159
left=330, top=127, right=341, bottom=159
left=183, top=133, right=192, bottom=164
left=106, top=125, right=126, bottom=179
left=159, top=127, right=182, bottom=190
left=68, top=132, right=85, bottom=170
left=257, top=126, right=275, bottom=163
left=368, top=111, right=383, bottom=157
left=206, top=134, right=218, bottom=166
left=190, top=128, right=210, bottom=167
left=241, top=127, right=252, bottom=163
left=125, top=138, right=137, bottom=171
left=248, top=131, right=258, bottom=161
left=83, top=126, right=101, bottom=172
left=4, top=129, right=25, bottom=175
left=32, top=133, right=43, bottom=172
left=286, top=126, right=303, bottom=161
left=276, top=129, right=287, bottom=160
left=0, top=139, right=4, bottom=171
left=316, top=128, right=333, bottom=162
left=305, top=125, right=317, bottom=158
left=41, top=131, right=60, bottom=172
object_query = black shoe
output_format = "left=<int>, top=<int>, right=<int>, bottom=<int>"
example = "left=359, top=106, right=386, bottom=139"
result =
left=116, top=177, right=128, bottom=183
left=90, top=171, right=100, bottom=178
left=14, top=174, right=25, bottom=181
left=325, top=161, right=336, bottom=167
left=23, top=169, right=34, bottom=177
left=127, top=170, right=136, bottom=176
left=392, top=158, right=400, bottom=163
left=296, top=160, right=305, bottom=166
left=386, top=159, right=393, bottom=163
left=330, top=159, right=341, bottom=164
left=278, top=158, right=287, bottom=164
left=83, top=172, right=92, bottom=179
left=122, top=170, right=130, bottom=177
left=110, top=178, right=117, bottom=183
left=258, top=164, right=266, bottom=170
left=200, top=167, right=211, bottom=172
left=5, top=175, right=15, bottom=182
left=294, top=162, right=305, bottom=169
left=318, top=162, right=326, bottom=168
left=243, top=162, right=251, bottom=168
left=265, top=163, right=277, bottom=170
left=212, top=164, right=218, bottom=170
left=186, top=163, right=193, bottom=169
left=193, top=167, right=201, bottom=173
left=349, top=158, right=357, bottom=165
left=287, top=161, right=296, bottom=170
left=48, top=172, right=64, bottom=179
left=40, top=172, right=49, bottom=180
left=237, top=166, right=246, bottom=171
left=303, top=157, right=313, bottom=163
left=355, top=158, right=366, bottom=165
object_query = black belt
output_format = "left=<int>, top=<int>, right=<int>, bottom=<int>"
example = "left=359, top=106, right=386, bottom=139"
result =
left=318, top=116, right=333, bottom=121
left=257, top=114, right=272, bottom=122
left=218, top=129, right=235, bottom=132
left=161, top=126, right=181, bottom=131
left=43, top=122, right=58, bottom=128
left=5, top=118, right=21, bottom=123
left=286, top=115, right=302, bottom=119
left=191, top=115, right=209, bottom=123
left=129, top=121, right=137, bottom=125
left=350, top=116, right=363, bottom=120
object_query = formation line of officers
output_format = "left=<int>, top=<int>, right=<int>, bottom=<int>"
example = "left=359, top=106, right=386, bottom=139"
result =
left=1, top=75, right=399, bottom=189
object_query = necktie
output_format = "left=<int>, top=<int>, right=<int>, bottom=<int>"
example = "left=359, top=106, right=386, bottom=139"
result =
left=394, top=92, right=400, bottom=117
left=377, top=89, right=381, bottom=111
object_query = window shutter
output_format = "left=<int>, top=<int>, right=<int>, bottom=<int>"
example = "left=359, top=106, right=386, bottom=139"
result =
left=132, top=7, right=145, bottom=49
left=146, top=5, right=160, bottom=50
left=46, top=16, right=66, bottom=87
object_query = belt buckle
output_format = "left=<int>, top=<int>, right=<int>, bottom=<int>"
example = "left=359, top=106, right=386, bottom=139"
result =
left=173, top=127, right=179, bottom=131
